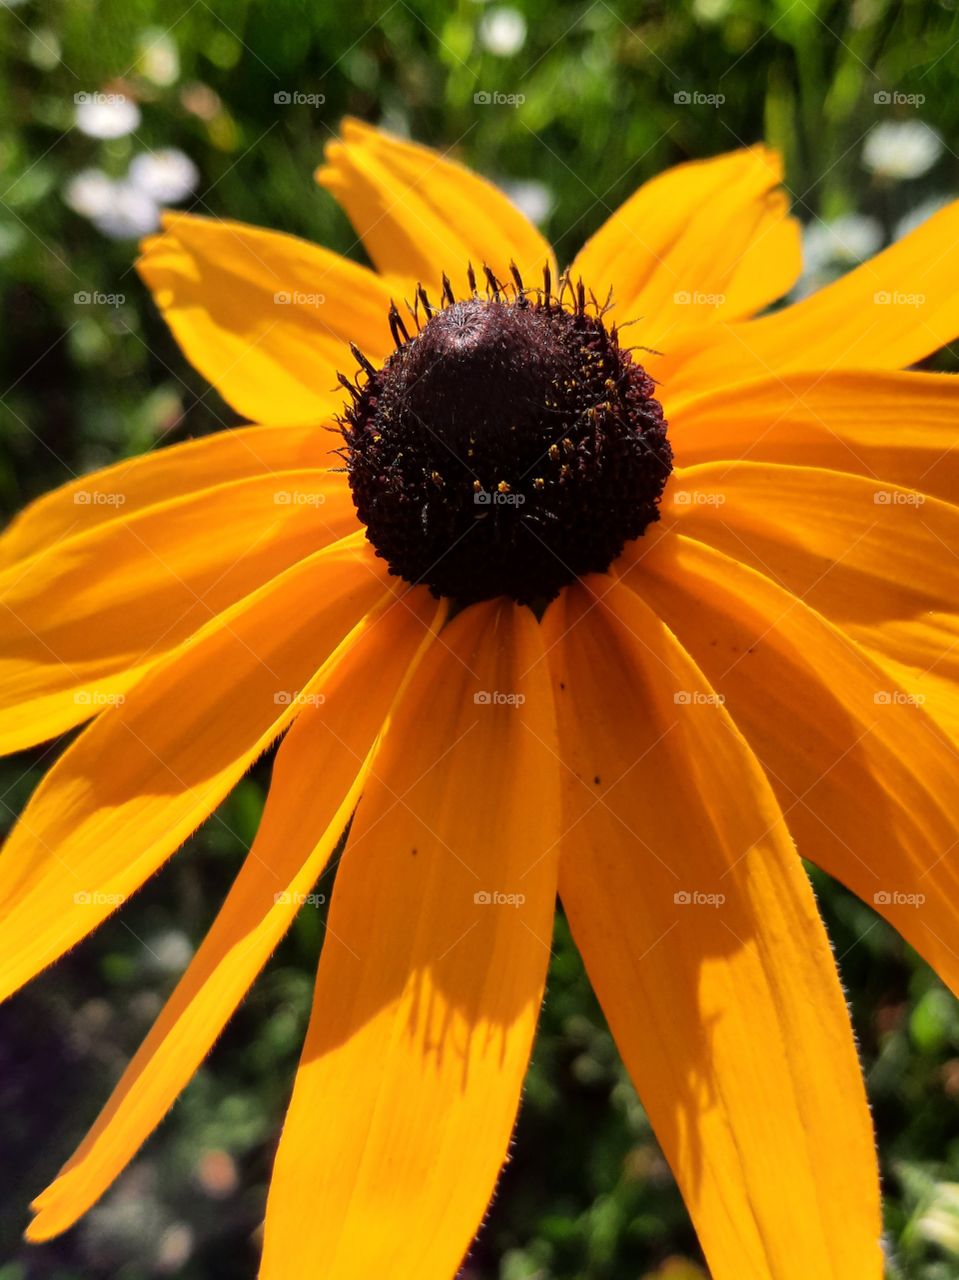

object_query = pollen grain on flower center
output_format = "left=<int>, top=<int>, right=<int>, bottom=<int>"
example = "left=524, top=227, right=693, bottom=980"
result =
left=340, top=267, right=672, bottom=606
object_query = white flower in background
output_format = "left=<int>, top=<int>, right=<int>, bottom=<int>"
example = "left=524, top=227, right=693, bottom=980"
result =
left=63, top=168, right=117, bottom=220
left=91, top=181, right=160, bottom=240
left=895, top=194, right=952, bottom=240
left=65, top=149, right=199, bottom=239
left=64, top=170, right=156, bottom=238
left=863, top=121, right=943, bottom=180
left=144, top=929, right=194, bottom=976
left=803, top=214, right=884, bottom=273
left=479, top=6, right=527, bottom=56
left=75, top=93, right=141, bottom=140
left=130, top=149, right=199, bottom=203
left=137, top=28, right=180, bottom=87
left=502, top=178, right=554, bottom=226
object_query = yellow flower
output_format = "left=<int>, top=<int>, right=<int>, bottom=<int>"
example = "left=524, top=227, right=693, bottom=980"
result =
left=3, top=117, right=958, bottom=1279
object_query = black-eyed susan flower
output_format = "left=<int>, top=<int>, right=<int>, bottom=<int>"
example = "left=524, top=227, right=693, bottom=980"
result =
left=4, top=118, right=959, bottom=1279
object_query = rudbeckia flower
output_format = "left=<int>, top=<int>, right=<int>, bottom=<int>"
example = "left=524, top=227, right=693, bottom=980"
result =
left=4, top=118, right=959, bottom=1279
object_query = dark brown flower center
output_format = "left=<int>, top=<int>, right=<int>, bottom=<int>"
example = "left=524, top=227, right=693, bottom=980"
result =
left=340, top=269, right=672, bottom=606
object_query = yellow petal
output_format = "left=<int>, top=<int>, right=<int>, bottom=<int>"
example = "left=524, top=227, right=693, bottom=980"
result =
left=260, top=600, right=561, bottom=1280
left=0, top=423, right=332, bottom=567
left=859, top=652, right=959, bottom=746
left=664, top=461, right=959, bottom=711
left=670, top=369, right=959, bottom=505
left=0, top=533, right=388, bottom=1004
left=0, top=469, right=358, bottom=753
left=667, top=198, right=959, bottom=391
left=317, top=117, right=556, bottom=298
left=626, top=532, right=959, bottom=997
left=137, top=213, right=395, bottom=426
left=716, top=190, right=800, bottom=319
left=570, top=147, right=800, bottom=359
left=27, top=587, right=445, bottom=1242
left=544, top=578, right=882, bottom=1280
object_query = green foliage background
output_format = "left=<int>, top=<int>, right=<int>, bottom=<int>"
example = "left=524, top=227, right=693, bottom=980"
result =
left=1, top=1, right=958, bottom=1276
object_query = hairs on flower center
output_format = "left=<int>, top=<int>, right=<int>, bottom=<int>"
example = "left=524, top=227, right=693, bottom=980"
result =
left=339, top=266, right=672, bottom=607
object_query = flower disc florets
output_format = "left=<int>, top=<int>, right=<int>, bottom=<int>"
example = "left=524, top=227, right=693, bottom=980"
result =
left=341, top=268, right=672, bottom=606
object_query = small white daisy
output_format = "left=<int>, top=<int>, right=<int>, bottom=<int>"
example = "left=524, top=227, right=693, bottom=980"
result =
left=803, top=213, right=884, bottom=272
left=63, top=168, right=117, bottom=220
left=91, top=182, right=160, bottom=240
left=129, top=149, right=199, bottom=204
left=863, top=120, right=943, bottom=180
left=74, top=93, right=141, bottom=140
left=478, top=6, right=527, bottom=56
left=501, top=178, right=554, bottom=226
